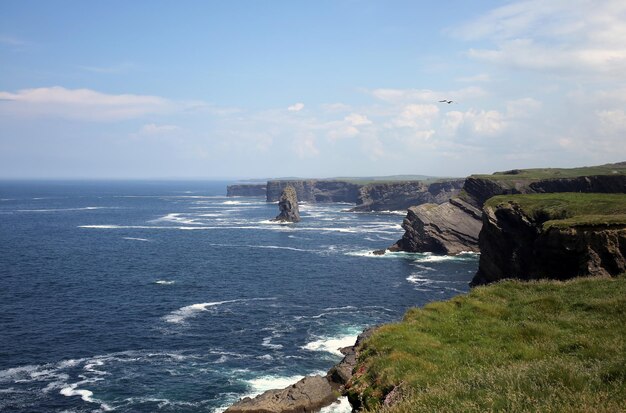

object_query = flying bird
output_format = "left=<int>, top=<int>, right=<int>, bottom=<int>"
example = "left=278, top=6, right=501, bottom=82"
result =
left=439, top=99, right=454, bottom=104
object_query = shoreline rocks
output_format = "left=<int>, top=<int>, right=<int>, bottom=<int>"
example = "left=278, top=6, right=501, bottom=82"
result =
left=225, top=328, right=377, bottom=413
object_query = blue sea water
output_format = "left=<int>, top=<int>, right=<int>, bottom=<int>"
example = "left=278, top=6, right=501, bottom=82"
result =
left=0, top=181, right=478, bottom=412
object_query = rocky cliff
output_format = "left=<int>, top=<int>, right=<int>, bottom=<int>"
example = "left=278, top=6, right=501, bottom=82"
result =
left=351, top=179, right=464, bottom=212
left=272, top=186, right=300, bottom=223
left=226, top=184, right=267, bottom=197
left=266, top=180, right=361, bottom=203
left=471, top=193, right=626, bottom=285
left=390, top=165, right=626, bottom=255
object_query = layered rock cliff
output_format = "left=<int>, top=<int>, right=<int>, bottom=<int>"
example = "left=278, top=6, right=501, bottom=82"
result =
left=272, top=186, right=300, bottom=223
left=351, top=179, right=464, bottom=212
left=266, top=180, right=361, bottom=203
left=391, top=167, right=626, bottom=254
left=471, top=193, right=626, bottom=285
left=226, top=184, right=267, bottom=197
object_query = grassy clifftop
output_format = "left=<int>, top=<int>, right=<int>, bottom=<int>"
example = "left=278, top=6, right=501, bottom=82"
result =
left=472, top=162, right=626, bottom=181
left=347, top=276, right=626, bottom=412
left=485, top=193, right=626, bottom=229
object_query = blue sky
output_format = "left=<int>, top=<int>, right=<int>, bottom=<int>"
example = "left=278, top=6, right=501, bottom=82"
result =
left=1, top=0, right=625, bottom=179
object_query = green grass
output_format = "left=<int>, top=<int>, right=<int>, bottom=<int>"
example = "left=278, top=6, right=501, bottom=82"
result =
left=485, top=193, right=626, bottom=229
left=347, top=276, right=626, bottom=412
left=472, top=162, right=626, bottom=181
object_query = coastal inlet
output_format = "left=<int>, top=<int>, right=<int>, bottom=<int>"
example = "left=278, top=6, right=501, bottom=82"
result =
left=0, top=181, right=478, bottom=412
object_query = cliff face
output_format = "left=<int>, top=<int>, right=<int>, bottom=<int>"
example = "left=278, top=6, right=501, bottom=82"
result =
left=226, top=184, right=267, bottom=197
left=266, top=180, right=361, bottom=203
left=273, top=186, right=300, bottom=222
left=390, top=199, right=482, bottom=254
left=352, top=180, right=463, bottom=212
left=472, top=200, right=626, bottom=285
left=392, top=174, right=626, bottom=255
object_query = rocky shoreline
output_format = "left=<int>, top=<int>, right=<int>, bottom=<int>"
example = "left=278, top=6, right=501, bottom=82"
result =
left=225, top=328, right=377, bottom=413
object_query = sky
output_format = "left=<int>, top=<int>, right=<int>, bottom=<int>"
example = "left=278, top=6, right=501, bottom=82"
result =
left=1, top=0, right=625, bottom=179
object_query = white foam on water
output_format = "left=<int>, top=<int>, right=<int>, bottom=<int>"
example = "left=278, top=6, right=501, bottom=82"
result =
left=123, top=237, right=150, bottom=242
left=302, top=333, right=359, bottom=356
left=414, top=253, right=476, bottom=263
left=155, top=280, right=175, bottom=285
left=406, top=274, right=433, bottom=285
left=322, top=305, right=357, bottom=311
left=164, top=297, right=276, bottom=324
left=319, top=396, right=352, bottom=413
left=261, top=336, right=283, bottom=350
left=16, top=206, right=111, bottom=212
left=151, top=213, right=201, bottom=225
left=245, top=374, right=306, bottom=397
left=60, top=383, right=112, bottom=411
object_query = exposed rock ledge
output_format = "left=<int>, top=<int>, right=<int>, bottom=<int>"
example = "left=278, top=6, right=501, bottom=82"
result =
left=471, top=197, right=626, bottom=286
left=390, top=172, right=626, bottom=255
left=225, top=328, right=376, bottom=413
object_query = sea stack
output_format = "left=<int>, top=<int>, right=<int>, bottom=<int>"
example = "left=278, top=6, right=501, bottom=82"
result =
left=273, top=186, right=300, bottom=222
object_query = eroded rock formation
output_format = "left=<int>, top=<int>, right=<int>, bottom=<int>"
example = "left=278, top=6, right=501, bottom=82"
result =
left=471, top=201, right=626, bottom=286
left=273, top=186, right=300, bottom=223
left=391, top=172, right=626, bottom=255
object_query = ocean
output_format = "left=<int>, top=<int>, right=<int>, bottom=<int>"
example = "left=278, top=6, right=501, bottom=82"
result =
left=0, top=181, right=478, bottom=412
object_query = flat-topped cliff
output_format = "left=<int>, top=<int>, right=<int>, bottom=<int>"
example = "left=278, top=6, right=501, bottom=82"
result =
left=266, top=180, right=361, bottom=203
left=472, top=193, right=626, bottom=285
left=351, top=179, right=464, bottom=212
left=226, top=183, right=267, bottom=197
left=391, top=163, right=626, bottom=254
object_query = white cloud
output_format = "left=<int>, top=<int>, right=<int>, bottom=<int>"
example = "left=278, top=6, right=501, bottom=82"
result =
left=345, top=113, right=372, bottom=126
left=441, top=109, right=507, bottom=137
left=287, top=102, right=305, bottom=112
left=389, top=104, right=439, bottom=129
left=371, top=86, right=486, bottom=104
left=455, top=0, right=626, bottom=74
left=0, top=86, right=172, bottom=121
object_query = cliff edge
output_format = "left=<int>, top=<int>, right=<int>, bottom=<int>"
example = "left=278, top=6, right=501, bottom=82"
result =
left=390, top=163, right=626, bottom=255
left=472, top=193, right=626, bottom=285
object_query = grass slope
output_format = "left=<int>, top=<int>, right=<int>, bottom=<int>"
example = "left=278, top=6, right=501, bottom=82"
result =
left=472, top=162, right=626, bottom=181
left=485, top=193, right=626, bottom=229
left=349, top=276, right=626, bottom=412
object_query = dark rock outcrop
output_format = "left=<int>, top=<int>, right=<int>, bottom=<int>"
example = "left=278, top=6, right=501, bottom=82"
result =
left=273, top=186, right=300, bottom=223
left=392, top=173, right=626, bottom=255
left=227, top=184, right=267, bottom=197
left=390, top=198, right=483, bottom=254
left=351, top=180, right=464, bottom=212
left=225, top=375, right=338, bottom=413
left=266, top=180, right=361, bottom=203
left=225, top=328, right=377, bottom=413
left=471, top=201, right=626, bottom=286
